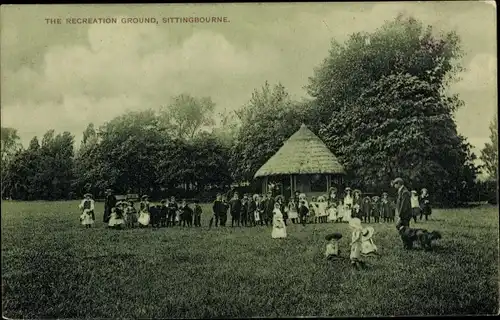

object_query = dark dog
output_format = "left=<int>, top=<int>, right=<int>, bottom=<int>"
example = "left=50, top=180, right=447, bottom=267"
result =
left=397, top=225, right=442, bottom=250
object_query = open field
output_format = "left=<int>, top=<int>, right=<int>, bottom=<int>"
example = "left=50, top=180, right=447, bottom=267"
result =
left=2, top=201, right=499, bottom=318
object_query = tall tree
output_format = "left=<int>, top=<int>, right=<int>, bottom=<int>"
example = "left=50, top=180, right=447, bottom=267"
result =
left=159, top=94, right=216, bottom=140
left=230, top=81, right=311, bottom=181
left=1, top=127, right=22, bottom=163
left=480, top=114, right=498, bottom=180
left=307, top=15, right=476, bottom=204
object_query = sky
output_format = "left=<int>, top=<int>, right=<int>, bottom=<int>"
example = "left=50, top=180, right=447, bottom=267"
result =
left=1, top=2, right=497, bottom=161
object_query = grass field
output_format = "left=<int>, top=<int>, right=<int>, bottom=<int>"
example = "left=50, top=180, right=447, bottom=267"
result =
left=2, top=201, right=499, bottom=318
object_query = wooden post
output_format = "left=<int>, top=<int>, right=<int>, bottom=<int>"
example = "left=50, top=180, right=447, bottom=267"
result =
left=290, top=175, right=293, bottom=196
left=326, top=175, right=330, bottom=193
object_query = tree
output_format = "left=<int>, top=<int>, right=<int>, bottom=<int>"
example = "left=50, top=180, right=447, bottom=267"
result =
left=480, top=114, right=498, bottom=180
left=159, top=94, right=216, bottom=140
left=1, top=127, right=22, bottom=163
left=307, top=14, right=463, bottom=124
left=308, top=15, right=477, bottom=205
left=230, top=81, right=311, bottom=181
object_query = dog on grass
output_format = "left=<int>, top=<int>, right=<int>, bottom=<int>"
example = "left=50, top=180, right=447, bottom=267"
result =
left=397, top=225, right=442, bottom=251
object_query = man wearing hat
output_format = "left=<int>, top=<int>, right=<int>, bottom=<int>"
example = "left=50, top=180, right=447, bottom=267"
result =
left=103, top=189, right=117, bottom=224
left=229, top=192, right=242, bottom=227
left=393, top=178, right=412, bottom=228
left=263, top=191, right=275, bottom=227
left=210, top=193, right=223, bottom=228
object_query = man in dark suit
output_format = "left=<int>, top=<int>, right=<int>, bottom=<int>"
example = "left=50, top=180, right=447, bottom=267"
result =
left=393, top=177, right=412, bottom=228
left=263, top=191, right=275, bottom=226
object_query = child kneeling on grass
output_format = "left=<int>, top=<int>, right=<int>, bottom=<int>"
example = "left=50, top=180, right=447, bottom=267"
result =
left=325, top=232, right=342, bottom=260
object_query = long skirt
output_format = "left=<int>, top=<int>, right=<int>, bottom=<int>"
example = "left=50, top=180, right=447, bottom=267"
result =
left=327, top=207, right=338, bottom=222
left=272, top=226, right=287, bottom=238
left=288, top=209, right=298, bottom=220
left=109, top=214, right=125, bottom=227
left=80, top=212, right=94, bottom=225
left=254, top=210, right=261, bottom=222
left=361, top=239, right=378, bottom=255
left=138, top=212, right=150, bottom=226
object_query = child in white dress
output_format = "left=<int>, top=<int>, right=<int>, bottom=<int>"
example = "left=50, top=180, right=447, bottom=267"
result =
left=138, top=196, right=151, bottom=227
left=349, top=218, right=366, bottom=269
left=287, top=199, right=299, bottom=224
left=78, top=193, right=95, bottom=228
left=411, top=190, right=420, bottom=223
left=108, top=204, right=125, bottom=229
left=271, top=203, right=287, bottom=239
left=343, top=187, right=353, bottom=222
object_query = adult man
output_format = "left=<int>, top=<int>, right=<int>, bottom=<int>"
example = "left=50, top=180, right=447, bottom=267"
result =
left=263, top=191, right=275, bottom=226
left=103, top=189, right=117, bottom=224
left=210, top=193, right=224, bottom=228
left=393, top=177, right=412, bottom=228
left=230, top=192, right=242, bottom=227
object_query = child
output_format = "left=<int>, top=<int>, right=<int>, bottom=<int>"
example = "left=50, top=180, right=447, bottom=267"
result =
left=411, top=190, right=420, bottom=223
left=78, top=193, right=95, bottom=227
left=167, top=196, right=178, bottom=227
left=194, top=201, right=202, bottom=227
left=352, top=190, right=362, bottom=219
left=180, top=199, right=193, bottom=227
left=325, top=233, right=343, bottom=260
left=371, top=196, right=381, bottom=223
left=327, top=199, right=339, bottom=223
left=80, top=209, right=94, bottom=228
left=380, top=193, right=391, bottom=223
left=247, top=194, right=257, bottom=227
left=349, top=218, right=366, bottom=269
left=299, top=200, right=309, bottom=226
left=361, top=226, right=378, bottom=256
left=420, top=188, right=432, bottom=221
left=138, top=195, right=151, bottom=227
left=109, top=204, right=125, bottom=229
left=287, top=198, right=298, bottom=224
left=361, top=195, right=372, bottom=223
left=256, top=194, right=265, bottom=226
left=317, top=196, right=328, bottom=223
left=253, top=194, right=262, bottom=226
left=310, top=196, right=318, bottom=223
left=271, top=202, right=287, bottom=239
left=125, top=201, right=138, bottom=228
left=160, top=199, right=168, bottom=227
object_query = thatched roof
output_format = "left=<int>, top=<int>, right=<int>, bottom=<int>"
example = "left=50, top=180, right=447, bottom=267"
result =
left=254, top=124, right=346, bottom=178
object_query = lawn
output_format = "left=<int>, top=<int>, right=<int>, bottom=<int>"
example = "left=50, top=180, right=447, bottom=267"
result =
left=1, top=201, right=499, bottom=318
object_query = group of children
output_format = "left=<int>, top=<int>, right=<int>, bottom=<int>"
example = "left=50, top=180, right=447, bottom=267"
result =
left=79, top=194, right=203, bottom=229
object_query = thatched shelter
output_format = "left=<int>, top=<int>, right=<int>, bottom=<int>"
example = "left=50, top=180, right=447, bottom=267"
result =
left=254, top=124, right=346, bottom=198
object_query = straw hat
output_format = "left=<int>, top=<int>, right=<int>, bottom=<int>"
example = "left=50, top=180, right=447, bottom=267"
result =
left=349, top=218, right=362, bottom=229
left=275, top=195, right=285, bottom=203
left=141, top=195, right=149, bottom=200
left=362, top=227, right=375, bottom=241
left=345, top=187, right=352, bottom=192
left=317, top=195, right=326, bottom=202
left=353, top=189, right=362, bottom=195
left=325, top=232, right=343, bottom=241
left=411, top=190, right=418, bottom=195
left=84, top=193, right=92, bottom=198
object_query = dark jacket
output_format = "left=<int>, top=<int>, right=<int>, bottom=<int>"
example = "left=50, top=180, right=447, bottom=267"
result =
left=361, top=197, right=372, bottom=217
left=397, top=186, right=412, bottom=221
left=230, top=199, right=242, bottom=217
left=212, top=200, right=225, bottom=217
left=103, top=194, right=117, bottom=222
left=194, top=205, right=202, bottom=217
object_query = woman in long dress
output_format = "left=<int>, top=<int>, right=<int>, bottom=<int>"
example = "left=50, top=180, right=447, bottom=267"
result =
left=342, top=187, right=354, bottom=222
left=271, top=203, right=287, bottom=239
left=327, top=187, right=340, bottom=222
left=138, top=195, right=151, bottom=227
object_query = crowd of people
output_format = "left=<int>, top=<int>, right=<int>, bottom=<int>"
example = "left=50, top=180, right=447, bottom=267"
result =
left=77, top=177, right=435, bottom=269
left=78, top=181, right=432, bottom=230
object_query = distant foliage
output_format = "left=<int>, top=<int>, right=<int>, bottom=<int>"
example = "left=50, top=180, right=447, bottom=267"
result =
left=480, top=114, right=498, bottom=181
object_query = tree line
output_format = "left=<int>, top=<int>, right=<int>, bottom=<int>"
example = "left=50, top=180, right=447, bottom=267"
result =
left=1, top=15, right=497, bottom=205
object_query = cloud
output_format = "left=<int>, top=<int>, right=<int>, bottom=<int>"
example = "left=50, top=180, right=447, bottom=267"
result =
left=1, top=17, right=280, bottom=144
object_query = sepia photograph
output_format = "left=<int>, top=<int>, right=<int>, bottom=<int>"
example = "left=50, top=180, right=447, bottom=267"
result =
left=1, top=2, right=498, bottom=318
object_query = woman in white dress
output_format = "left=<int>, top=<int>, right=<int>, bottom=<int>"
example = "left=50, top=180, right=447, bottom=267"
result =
left=108, top=202, right=125, bottom=229
left=137, top=195, right=151, bottom=227
left=327, top=187, right=340, bottom=222
left=271, top=203, right=287, bottom=239
left=342, top=187, right=354, bottom=222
